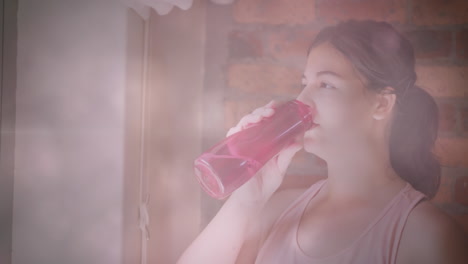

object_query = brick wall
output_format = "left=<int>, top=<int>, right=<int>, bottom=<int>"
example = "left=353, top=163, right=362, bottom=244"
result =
left=202, top=0, right=468, bottom=232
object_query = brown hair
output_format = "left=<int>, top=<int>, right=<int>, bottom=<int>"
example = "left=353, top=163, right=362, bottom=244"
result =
left=309, top=20, right=440, bottom=198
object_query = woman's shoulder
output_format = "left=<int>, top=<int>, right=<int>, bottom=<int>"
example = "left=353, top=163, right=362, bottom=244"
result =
left=397, top=200, right=468, bottom=264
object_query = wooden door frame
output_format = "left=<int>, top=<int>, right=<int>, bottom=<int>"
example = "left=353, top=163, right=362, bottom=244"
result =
left=0, top=0, right=17, bottom=264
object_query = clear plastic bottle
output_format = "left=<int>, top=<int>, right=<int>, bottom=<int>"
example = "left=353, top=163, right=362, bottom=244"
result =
left=194, top=100, right=314, bottom=199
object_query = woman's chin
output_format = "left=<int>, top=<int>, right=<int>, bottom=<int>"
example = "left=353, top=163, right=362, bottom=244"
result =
left=303, top=136, right=328, bottom=156
left=303, top=140, right=318, bottom=153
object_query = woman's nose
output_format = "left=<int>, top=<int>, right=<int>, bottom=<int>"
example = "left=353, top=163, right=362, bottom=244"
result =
left=296, top=88, right=316, bottom=109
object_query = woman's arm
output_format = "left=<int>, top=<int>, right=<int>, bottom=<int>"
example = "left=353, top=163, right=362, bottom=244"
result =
left=176, top=196, right=264, bottom=264
left=177, top=101, right=303, bottom=264
left=177, top=186, right=306, bottom=264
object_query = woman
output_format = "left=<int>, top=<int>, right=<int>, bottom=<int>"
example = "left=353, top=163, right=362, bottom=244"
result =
left=177, top=20, right=468, bottom=264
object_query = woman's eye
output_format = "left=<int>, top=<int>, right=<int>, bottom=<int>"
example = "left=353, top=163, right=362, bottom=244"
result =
left=319, top=82, right=336, bottom=89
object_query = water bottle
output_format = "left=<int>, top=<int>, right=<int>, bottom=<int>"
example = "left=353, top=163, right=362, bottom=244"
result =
left=194, top=100, right=314, bottom=199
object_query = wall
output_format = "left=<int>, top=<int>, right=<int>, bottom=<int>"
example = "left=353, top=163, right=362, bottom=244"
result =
left=122, top=5, right=145, bottom=264
left=0, top=0, right=18, bottom=263
left=13, top=1, right=206, bottom=263
left=13, top=1, right=143, bottom=263
left=144, top=2, right=205, bottom=263
left=203, top=0, right=468, bottom=232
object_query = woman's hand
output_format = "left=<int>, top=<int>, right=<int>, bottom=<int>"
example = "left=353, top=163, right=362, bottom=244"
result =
left=226, top=101, right=303, bottom=206
left=177, top=101, right=303, bottom=264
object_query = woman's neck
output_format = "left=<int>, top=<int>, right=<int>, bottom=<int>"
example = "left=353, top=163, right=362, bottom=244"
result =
left=321, top=143, right=405, bottom=204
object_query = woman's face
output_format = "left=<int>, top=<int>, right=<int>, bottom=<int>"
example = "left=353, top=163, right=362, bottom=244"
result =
left=297, top=42, right=379, bottom=160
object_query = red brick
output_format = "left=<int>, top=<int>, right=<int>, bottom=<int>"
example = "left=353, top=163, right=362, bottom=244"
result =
left=431, top=173, right=454, bottom=204
left=233, top=0, right=316, bottom=25
left=264, top=29, right=318, bottom=60
left=434, top=138, right=468, bottom=167
left=454, top=176, right=468, bottom=206
left=462, top=106, right=468, bottom=133
left=437, top=102, right=457, bottom=133
left=229, top=30, right=263, bottom=59
left=456, top=30, right=468, bottom=60
left=317, top=0, right=406, bottom=24
left=227, top=63, right=303, bottom=96
left=413, top=0, right=468, bottom=26
left=223, top=99, right=273, bottom=130
left=416, top=65, right=468, bottom=98
left=404, top=30, right=452, bottom=59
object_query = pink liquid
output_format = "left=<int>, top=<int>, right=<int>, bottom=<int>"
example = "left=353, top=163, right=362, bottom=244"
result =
left=194, top=153, right=262, bottom=199
left=194, top=100, right=314, bottom=199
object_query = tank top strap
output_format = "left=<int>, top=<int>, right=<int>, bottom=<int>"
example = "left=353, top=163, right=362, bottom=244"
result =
left=256, top=179, right=327, bottom=264
left=381, top=183, right=428, bottom=264
left=256, top=180, right=427, bottom=264
left=294, top=182, right=427, bottom=264
left=272, top=179, right=327, bottom=228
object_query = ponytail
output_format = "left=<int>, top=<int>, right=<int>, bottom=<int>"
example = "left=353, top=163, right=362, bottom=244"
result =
left=389, top=86, right=440, bottom=198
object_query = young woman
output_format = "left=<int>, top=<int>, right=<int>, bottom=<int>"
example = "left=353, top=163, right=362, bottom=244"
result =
left=177, top=20, right=468, bottom=264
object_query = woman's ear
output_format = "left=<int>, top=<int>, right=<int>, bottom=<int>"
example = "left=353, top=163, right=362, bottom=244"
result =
left=372, top=87, right=396, bottom=120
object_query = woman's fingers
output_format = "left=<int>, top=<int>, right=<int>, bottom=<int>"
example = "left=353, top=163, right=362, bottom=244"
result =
left=252, top=106, right=274, bottom=116
left=226, top=127, right=240, bottom=137
left=226, top=115, right=262, bottom=137
left=276, top=143, right=303, bottom=174
left=226, top=100, right=277, bottom=137
left=265, top=100, right=276, bottom=108
left=256, top=142, right=302, bottom=195
left=252, top=100, right=276, bottom=115
left=238, top=114, right=261, bottom=127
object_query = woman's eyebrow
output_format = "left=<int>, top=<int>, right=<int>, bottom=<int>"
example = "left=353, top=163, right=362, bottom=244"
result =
left=302, top=70, right=344, bottom=80
left=317, top=70, right=344, bottom=79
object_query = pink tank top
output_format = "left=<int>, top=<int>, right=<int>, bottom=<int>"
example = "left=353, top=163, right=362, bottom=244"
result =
left=255, top=179, right=427, bottom=264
